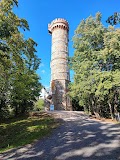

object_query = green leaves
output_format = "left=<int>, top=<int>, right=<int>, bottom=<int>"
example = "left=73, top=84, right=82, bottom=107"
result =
left=69, top=12, right=120, bottom=120
left=106, top=12, right=120, bottom=25
left=0, top=0, right=42, bottom=119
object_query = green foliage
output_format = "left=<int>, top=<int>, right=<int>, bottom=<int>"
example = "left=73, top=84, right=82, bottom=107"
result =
left=0, top=116, right=57, bottom=153
left=0, top=0, right=42, bottom=119
left=34, top=99, right=44, bottom=111
left=72, top=97, right=83, bottom=111
left=69, top=12, right=120, bottom=120
left=106, top=12, right=120, bottom=25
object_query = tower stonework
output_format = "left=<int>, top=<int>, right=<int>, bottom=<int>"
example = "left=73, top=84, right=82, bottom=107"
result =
left=48, top=18, right=72, bottom=110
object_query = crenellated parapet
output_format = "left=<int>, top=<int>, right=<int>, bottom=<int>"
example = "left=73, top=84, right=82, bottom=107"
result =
left=48, top=18, right=69, bottom=34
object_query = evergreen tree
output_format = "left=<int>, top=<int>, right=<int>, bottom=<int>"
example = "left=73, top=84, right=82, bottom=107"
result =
left=69, top=13, right=120, bottom=120
left=106, top=12, right=120, bottom=25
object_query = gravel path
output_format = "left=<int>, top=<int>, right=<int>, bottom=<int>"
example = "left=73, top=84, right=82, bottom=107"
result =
left=0, top=111, right=120, bottom=160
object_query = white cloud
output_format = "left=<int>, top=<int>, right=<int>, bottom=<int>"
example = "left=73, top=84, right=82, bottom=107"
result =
left=41, top=70, right=45, bottom=74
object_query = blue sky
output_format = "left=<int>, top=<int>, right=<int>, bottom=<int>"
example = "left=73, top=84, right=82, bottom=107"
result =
left=14, top=0, right=120, bottom=88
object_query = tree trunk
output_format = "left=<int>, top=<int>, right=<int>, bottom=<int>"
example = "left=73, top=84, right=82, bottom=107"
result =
left=15, top=105, right=19, bottom=117
left=21, top=100, right=26, bottom=114
left=108, top=102, right=114, bottom=120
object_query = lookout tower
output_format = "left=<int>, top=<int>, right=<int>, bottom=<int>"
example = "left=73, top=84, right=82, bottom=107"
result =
left=48, top=18, right=72, bottom=110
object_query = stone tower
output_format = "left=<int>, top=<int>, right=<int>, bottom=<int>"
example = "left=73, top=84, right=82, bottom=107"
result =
left=48, top=18, right=72, bottom=110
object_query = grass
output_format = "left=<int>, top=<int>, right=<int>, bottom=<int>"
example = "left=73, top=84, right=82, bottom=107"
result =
left=0, top=115, right=58, bottom=153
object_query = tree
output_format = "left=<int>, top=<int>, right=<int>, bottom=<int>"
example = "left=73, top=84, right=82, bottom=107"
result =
left=106, top=12, right=120, bottom=25
left=69, top=13, right=120, bottom=120
left=0, top=0, right=42, bottom=119
left=34, top=99, right=44, bottom=111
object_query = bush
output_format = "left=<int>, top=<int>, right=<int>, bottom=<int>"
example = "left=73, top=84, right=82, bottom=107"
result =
left=34, top=99, right=44, bottom=111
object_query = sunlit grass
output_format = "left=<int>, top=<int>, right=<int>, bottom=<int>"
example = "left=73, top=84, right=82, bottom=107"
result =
left=0, top=116, right=58, bottom=153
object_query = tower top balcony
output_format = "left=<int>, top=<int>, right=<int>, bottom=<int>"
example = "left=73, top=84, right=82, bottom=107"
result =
left=48, top=18, right=69, bottom=34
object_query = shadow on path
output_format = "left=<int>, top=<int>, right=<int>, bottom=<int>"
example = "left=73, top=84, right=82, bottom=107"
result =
left=0, top=111, right=120, bottom=160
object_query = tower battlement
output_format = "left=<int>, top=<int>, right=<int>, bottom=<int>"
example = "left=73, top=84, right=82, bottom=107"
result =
left=48, top=18, right=69, bottom=34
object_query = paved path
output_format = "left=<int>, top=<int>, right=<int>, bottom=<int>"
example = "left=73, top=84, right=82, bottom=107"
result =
left=0, top=111, right=120, bottom=160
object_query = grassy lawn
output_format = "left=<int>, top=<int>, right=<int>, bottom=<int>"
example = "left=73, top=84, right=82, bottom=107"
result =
left=0, top=115, right=58, bottom=153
